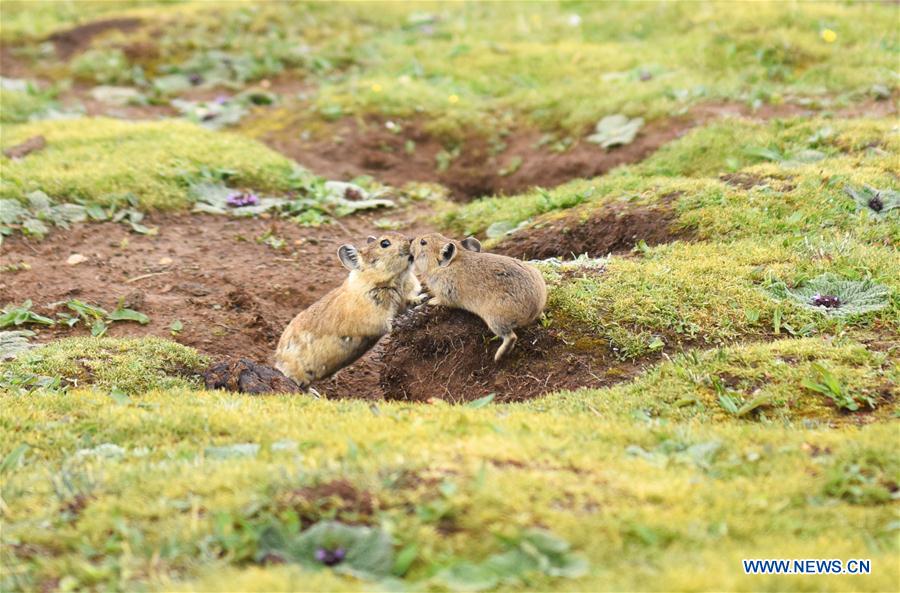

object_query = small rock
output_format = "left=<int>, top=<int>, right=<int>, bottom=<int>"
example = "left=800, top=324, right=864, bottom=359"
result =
left=204, top=358, right=303, bottom=394
left=66, top=254, right=87, bottom=265
left=123, top=290, right=145, bottom=310
left=159, top=257, right=173, bottom=266
left=3, top=135, right=47, bottom=160
left=177, top=282, right=211, bottom=297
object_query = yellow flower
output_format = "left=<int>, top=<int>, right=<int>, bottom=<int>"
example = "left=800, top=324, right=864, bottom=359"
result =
left=448, top=94, right=460, bottom=104
left=820, top=29, right=837, bottom=43
left=371, top=83, right=383, bottom=93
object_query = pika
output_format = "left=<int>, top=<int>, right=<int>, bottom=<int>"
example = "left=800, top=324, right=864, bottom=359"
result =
left=411, top=232, right=547, bottom=361
left=275, top=232, right=421, bottom=388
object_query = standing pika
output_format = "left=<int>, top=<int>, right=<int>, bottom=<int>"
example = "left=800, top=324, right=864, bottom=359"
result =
left=275, top=232, right=421, bottom=388
left=411, top=232, right=547, bottom=361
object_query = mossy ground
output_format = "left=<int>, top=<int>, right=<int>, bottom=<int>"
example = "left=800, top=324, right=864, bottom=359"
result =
left=3, top=336, right=208, bottom=394
left=2, top=2, right=899, bottom=592
left=6, top=1, right=896, bottom=138
left=0, top=118, right=302, bottom=210
left=2, top=382, right=898, bottom=591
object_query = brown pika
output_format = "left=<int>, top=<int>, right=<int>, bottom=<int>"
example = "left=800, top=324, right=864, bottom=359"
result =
left=411, top=232, right=547, bottom=361
left=275, top=232, right=421, bottom=388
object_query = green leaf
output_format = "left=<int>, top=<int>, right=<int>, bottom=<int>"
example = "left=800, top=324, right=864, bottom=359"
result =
left=717, top=393, right=740, bottom=415
left=108, top=308, right=150, bottom=324
left=205, top=443, right=260, bottom=459
left=0, top=199, right=27, bottom=224
left=392, top=543, right=418, bottom=577
left=91, top=319, right=108, bottom=337
left=22, top=218, right=49, bottom=238
left=283, top=521, right=395, bottom=579
left=0, top=330, right=35, bottom=360
left=0, top=301, right=54, bottom=327
left=736, top=393, right=773, bottom=417
left=85, top=204, right=108, bottom=221
left=485, top=221, right=519, bottom=239
left=466, top=393, right=495, bottom=409
left=67, top=299, right=108, bottom=321
left=435, top=561, right=499, bottom=592
left=169, top=319, right=184, bottom=334
left=108, top=387, right=130, bottom=405
left=587, top=114, right=644, bottom=148
left=0, top=444, right=29, bottom=475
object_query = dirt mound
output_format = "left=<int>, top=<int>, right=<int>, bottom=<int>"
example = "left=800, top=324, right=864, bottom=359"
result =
left=49, top=18, right=143, bottom=58
left=377, top=307, right=629, bottom=403
left=204, top=358, right=301, bottom=394
left=494, top=197, right=685, bottom=260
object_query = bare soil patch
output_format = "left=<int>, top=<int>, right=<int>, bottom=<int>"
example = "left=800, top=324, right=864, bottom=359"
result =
left=253, top=111, right=710, bottom=201
left=494, top=196, right=686, bottom=260
left=0, top=210, right=426, bottom=371
left=281, top=479, right=375, bottom=527
left=48, top=17, right=143, bottom=58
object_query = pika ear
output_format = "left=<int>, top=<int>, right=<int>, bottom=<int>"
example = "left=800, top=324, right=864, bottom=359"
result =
left=461, top=236, right=482, bottom=252
left=367, top=235, right=377, bottom=244
left=438, top=242, right=457, bottom=267
left=338, top=245, right=360, bottom=270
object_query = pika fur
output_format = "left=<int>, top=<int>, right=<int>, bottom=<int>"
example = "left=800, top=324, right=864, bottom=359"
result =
left=275, top=232, right=421, bottom=388
left=411, top=232, right=547, bottom=361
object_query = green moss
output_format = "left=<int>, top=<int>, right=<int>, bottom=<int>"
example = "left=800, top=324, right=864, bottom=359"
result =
left=1, top=384, right=897, bottom=592
left=823, top=447, right=900, bottom=505
left=546, top=239, right=897, bottom=358
left=544, top=338, right=897, bottom=424
left=2, top=336, right=208, bottom=394
left=0, top=87, right=60, bottom=123
left=0, top=118, right=302, bottom=210
left=636, top=116, right=899, bottom=178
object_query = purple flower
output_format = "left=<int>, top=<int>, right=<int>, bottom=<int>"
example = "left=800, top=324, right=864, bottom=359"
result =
left=811, top=293, right=841, bottom=309
left=314, top=547, right=347, bottom=566
left=226, top=192, right=260, bottom=208
left=214, top=95, right=230, bottom=105
left=867, top=194, right=884, bottom=213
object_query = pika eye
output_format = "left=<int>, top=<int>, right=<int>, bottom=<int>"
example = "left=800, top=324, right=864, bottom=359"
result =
left=380, top=239, right=391, bottom=248
left=420, top=239, right=427, bottom=246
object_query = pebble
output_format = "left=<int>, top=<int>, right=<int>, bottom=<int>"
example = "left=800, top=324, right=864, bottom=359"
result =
left=66, top=254, right=87, bottom=265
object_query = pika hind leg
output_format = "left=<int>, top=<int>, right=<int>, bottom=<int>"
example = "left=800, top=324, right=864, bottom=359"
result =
left=494, top=330, right=518, bottom=362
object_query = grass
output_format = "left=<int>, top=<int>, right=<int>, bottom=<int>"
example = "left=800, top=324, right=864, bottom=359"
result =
left=0, top=118, right=302, bottom=210
left=544, top=238, right=898, bottom=358
left=543, top=338, right=898, bottom=425
left=2, top=336, right=208, bottom=394
left=2, top=380, right=898, bottom=592
left=5, top=2, right=898, bottom=139
left=0, top=85, right=61, bottom=123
